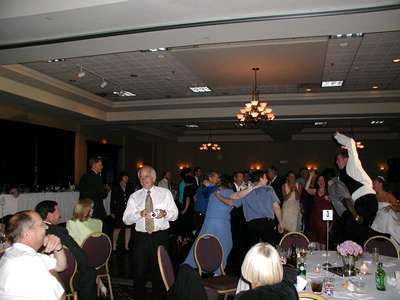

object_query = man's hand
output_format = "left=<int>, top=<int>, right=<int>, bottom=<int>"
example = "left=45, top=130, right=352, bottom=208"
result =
left=43, top=234, right=62, bottom=253
left=277, top=223, right=284, bottom=234
left=140, top=209, right=153, bottom=220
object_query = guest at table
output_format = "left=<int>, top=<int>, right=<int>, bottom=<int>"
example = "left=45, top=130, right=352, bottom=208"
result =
left=66, top=198, right=103, bottom=246
left=0, top=210, right=66, bottom=300
left=234, top=243, right=298, bottom=300
left=158, top=170, right=172, bottom=191
left=111, top=172, right=134, bottom=251
left=35, top=200, right=97, bottom=300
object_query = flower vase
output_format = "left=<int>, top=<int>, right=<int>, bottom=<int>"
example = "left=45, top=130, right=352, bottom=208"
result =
left=341, top=255, right=356, bottom=276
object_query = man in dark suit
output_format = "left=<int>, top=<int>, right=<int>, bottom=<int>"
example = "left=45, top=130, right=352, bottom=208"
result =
left=227, top=171, right=248, bottom=276
left=35, top=200, right=97, bottom=300
left=78, top=157, right=108, bottom=220
left=267, top=166, right=284, bottom=203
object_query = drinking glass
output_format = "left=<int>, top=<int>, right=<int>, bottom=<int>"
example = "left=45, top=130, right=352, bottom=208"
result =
left=323, top=277, right=335, bottom=296
left=311, top=278, right=323, bottom=293
left=308, top=242, right=317, bottom=255
left=372, top=247, right=380, bottom=262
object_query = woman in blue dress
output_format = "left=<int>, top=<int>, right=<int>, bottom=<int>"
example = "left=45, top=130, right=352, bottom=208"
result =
left=184, top=175, right=251, bottom=272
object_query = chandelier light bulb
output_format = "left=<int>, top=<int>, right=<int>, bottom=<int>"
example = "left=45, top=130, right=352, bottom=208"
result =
left=236, top=67, right=275, bottom=125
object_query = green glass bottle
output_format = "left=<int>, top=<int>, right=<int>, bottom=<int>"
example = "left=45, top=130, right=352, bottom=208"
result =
left=298, top=261, right=306, bottom=279
left=375, top=262, right=386, bottom=291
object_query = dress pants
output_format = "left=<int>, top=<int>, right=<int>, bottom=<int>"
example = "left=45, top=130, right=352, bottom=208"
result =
left=246, top=218, right=276, bottom=248
left=133, top=230, right=169, bottom=300
left=76, top=266, right=97, bottom=300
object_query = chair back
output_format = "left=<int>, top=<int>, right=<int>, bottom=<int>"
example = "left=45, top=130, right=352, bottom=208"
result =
left=157, top=245, right=175, bottom=291
left=194, top=234, right=224, bottom=275
left=279, top=232, right=310, bottom=249
left=298, top=291, right=326, bottom=300
left=58, top=248, right=77, bottom=293
left=364, top=235, right=399, bottom=258
left=82, top=232, right=112, bottom=269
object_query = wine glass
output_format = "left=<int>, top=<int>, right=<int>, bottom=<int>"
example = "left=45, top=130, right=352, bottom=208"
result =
left=308, top=242, right=317, bottom=255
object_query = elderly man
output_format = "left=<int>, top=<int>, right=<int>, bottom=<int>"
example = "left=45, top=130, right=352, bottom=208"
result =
left=35, top=200, right=97, bottom=300
left=123, top=165, right=178, bottom=300
left=0, top=210, right=66, bottom=300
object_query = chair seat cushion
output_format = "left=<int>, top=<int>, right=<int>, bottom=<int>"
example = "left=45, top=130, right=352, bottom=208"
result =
left=203, top=275, right=238, bottom=292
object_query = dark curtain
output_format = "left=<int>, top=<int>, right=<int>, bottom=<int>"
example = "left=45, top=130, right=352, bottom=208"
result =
left=0, top=119, right=75, bottom=191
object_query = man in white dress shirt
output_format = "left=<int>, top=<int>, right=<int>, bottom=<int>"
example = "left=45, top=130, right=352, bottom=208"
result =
left=123, top=165, right=178, bottom=300
left=0, top=210, right=66, bottom=300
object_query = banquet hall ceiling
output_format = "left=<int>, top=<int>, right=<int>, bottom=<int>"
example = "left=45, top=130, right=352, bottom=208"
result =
left=0, top=0, right=399, bottom=141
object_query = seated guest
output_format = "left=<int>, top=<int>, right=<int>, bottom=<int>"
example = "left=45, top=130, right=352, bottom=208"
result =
left=35, top=200, right=97, bottom=300
left=66, top=198, right=103, bottom=246
left=371, top=176, right=400, bottom=244
left=235, top=243, right=298, bottom=300
left=0, top=210, right=66, bottom=300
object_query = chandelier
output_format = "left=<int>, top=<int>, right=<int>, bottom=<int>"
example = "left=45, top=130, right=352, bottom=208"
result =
left=199, top=131, right=221, bottom=151
left=236, top=67, right=275, bottom=125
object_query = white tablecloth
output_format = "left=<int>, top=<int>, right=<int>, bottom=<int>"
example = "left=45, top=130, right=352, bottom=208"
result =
left=0, top=192, right=111, bottom=223
left=305, top=251, right=400, bottom=300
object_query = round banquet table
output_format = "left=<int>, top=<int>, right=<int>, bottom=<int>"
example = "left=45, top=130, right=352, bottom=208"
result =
left=303, top=250, right=400, bottom=300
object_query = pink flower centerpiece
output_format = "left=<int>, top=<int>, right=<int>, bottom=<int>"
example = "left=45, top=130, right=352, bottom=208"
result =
left=337, top=240, right=363, bottom=276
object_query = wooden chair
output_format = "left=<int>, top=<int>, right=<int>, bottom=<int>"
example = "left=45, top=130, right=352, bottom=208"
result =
left=298, top=291, right=327, bottom=300
left=82, top=232, right=114, bottom=300
left=194, top=234, right=238, bottom=300
left=279, top=232, right=310, bottom=249
left=58, top=247, right=78, bottom=300
left=157, top=245, right=175, bottom=291
left=364, top=235, right=399, bottom=258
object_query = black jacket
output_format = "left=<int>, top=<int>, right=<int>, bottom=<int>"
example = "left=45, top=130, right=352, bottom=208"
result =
left=79, top=170, right=108, bottom=219
left=235, top=266, right=298, bottom=300
left=167, top=264, right=207, bottom=300
left=47, top=224, right=89, bottom=269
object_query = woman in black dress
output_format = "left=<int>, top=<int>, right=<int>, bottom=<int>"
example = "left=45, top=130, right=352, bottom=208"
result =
left=111, top=172, right=134, bottom=251
left=179, top=175, right=197, bottom=244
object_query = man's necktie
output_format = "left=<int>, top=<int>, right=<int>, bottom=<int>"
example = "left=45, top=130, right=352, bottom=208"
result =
left=145, top=190, right=155, bottom=233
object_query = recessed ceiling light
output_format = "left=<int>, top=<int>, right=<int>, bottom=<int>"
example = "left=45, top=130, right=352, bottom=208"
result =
left=113, top=90, right=136, bottom=97
left=332, top=33, right=363, bottom=39
left=321, top=81, right=343, bottom=87
left=47, top=58, right=65, bottom=63
left=306, top=88, right=312, bottom=92
left=185, top=124, right=199, bottom=128
left=189, top=86, right=212, bottom=93
left=370, top=120, right=384, bottom=125
left=372, top=85, right=378, bottom=89
left=393, top=58, right=400, bottom=63
left=314, top=121, right=328, bottom=126
left=144, top=47, right=167, bottom=52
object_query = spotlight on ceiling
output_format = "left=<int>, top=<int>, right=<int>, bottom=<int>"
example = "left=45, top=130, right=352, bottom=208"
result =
left=77, top=65, right=86, bottom=78
left=100, top=79, right=108, bottom=88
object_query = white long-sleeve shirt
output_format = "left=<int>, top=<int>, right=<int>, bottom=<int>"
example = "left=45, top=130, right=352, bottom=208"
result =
left=123, top=185, right=178, bottom=232
left=0, top=243, right=64, bottom=300
left=334, top=132, right=375, bottom=202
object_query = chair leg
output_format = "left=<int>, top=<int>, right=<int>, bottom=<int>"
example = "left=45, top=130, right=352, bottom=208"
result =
left=107, top=274, right=114, bottom=300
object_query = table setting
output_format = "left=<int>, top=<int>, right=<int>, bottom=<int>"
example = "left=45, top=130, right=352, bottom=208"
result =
left=289, top=241, right=400, bottom=300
